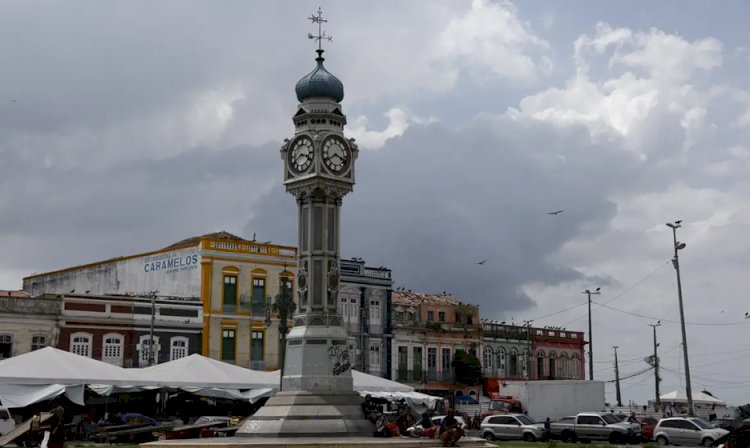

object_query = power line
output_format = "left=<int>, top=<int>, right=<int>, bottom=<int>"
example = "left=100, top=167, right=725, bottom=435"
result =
left=594, top=302, right=750, bottom=327
left=559, top=260, right=671, bottom=327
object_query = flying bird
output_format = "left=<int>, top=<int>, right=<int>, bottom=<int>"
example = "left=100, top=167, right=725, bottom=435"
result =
left=477, top=260, right=487, bottom=265
left=675, top=220, right=683, bottom=224
left=745, top=312, right=749, bottom=319
left=547, top=210, right=564, bottom=215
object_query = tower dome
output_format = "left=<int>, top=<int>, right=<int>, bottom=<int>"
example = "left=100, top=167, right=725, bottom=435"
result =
left=295, top=50, right=344, bottom=103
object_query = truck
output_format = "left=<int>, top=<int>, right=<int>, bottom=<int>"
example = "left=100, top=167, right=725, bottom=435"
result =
left=457, top=380, right=606, bottom=423
left=549, top=412, right=642, bottom=444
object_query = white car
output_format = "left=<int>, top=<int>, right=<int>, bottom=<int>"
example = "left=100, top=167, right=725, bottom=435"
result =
left=0, top=406, right=15, bottom=436
left=481, top=413, right=544, bottom=441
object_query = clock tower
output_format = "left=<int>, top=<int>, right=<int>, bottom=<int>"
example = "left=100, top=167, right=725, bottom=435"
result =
left=237, top=8, right=372, bottom=437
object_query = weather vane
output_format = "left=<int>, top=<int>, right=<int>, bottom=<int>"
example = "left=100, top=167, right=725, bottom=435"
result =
left=308, top=7, right=332, bottom=51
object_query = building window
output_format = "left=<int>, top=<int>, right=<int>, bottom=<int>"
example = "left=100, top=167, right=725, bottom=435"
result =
left=223, top=275, right=238, bottom=313
left=497, top=348, right=506, bottom=377
left=102, top=333, right=124, bottom=366
left=369, top=300, right=381, bottom=327
left=70, top=332, right=92, bottom=358
left=369, top=342, right=381, bottom=374
left=483, top=347, right=494, bottom=376
left=508, top=349, right=518, bottom=377
left=137, top=335, right=160, bottom=367
left=222, top=329, right=236, bottom=363
left=395, top=311, right=404, bottom=321
left=572, top=353, right=581, bottom=379
left=427, top=311, right=434, bottom=322
left=466, top=313, right=473, bottom=325
left=548, top=352, right=557, bottom=379
left=0, top=334, right=12, bottom=359
left=413, top=347, right=423, bottom=377
left=441, top=348, right=451, bottom=374
left=252, top=277, right=266, bottom=312
left=537, top=351, right=545, bottom=379
left=31, top=335, right=47, bottom=351
left=170, top=336, right=189, bottom=360
left=438, top=311, right=446, bottom=323
left=251, top=330, right=264, bottom=363
left=560, top=352, right=569, bottom=378
left=427, top=348, right=437, bottom=378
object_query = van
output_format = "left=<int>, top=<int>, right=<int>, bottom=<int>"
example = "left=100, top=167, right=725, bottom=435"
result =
left=0, top=406, right=16, bottom=436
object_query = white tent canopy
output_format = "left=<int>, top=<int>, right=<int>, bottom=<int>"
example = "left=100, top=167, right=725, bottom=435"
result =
left=131, top=354, right=279, bottom=389
left=0, top=347, right=136, bottom=386
left=660, top=390, right=726, bottom=405
left=0, top=349, right=414, bottom=408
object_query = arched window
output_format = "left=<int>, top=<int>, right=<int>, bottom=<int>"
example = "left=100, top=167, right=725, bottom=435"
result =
left=522, top=349, right=530, bottom=378
left=31, top=335, right=47, bottom=351
left=170, top=336, right=189, bottom=360
left=70, top=332, right=92, bottom=358
left=560, top=352, right=569, bottom=379
left=548, top=351, right=557, bottom=379
left=536, top=351, right=545, bottom=379
left=497, top=348, right=506, bottom=377
left=508, top=349, right=518, bottom=377
left=572, top=353, right=581, bottom=379
left=483, top=346, right=494, bottom=376
left=102, top=333, right=124, bottom=366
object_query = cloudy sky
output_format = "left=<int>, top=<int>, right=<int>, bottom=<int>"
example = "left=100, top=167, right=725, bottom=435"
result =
left=2, top=0, right=750, bottom=405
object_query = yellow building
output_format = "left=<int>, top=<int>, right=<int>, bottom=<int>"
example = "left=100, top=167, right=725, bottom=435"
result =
left=23, top=231, right=298, bottom=370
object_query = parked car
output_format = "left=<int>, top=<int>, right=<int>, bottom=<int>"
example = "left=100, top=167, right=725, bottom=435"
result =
left=480, top=413, right=544, bottom=441
left=0, top=406, right=15, bottom=436
left=639, top=416, right=659, bottom=441
left=548, top=416, right=576, bottom=440
left=653, top=417, right=729, bottom=447
left=549, top=411, right=641, bottom=444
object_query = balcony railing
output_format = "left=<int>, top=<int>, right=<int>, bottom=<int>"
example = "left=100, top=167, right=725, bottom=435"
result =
left=396, top=368, right=454, bottom=383
left=249, top=360, right=266, bottom=370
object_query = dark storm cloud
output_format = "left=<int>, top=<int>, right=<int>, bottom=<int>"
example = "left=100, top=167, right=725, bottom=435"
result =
left=246, top=117, right=641, bottom=318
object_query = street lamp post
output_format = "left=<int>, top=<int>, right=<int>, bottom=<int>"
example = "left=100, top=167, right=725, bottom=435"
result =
left=264, top=272, right=296, bottom=391
left=648, top=322, right=662, bottom=412
left=613, top=346, right=622, bottom=407
left=583, top=288, right=601, bottom=381
left=667, top=220, right=693, bottom=416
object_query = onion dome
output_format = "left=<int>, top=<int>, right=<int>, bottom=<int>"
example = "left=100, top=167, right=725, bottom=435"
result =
left=295, top=50, right=344, bottom=103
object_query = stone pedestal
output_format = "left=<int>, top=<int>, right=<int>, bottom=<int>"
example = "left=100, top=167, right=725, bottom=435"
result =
left=236, top=391, right=372, bottom=437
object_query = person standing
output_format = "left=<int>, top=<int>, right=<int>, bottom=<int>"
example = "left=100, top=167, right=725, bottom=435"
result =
left=543, top=417, right=552, bottom=441
left=47, top=401, right=66, bottom=448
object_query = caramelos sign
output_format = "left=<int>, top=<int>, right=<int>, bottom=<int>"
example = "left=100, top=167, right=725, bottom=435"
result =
left=144, top=251, right=199, bottom=274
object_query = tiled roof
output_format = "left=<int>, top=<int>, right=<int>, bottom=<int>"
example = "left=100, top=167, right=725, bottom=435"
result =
left=0, top=290, right=30, bottom=298
left=392, top=291, right=465, bottom=307
left=164, top=231, right=249, bottom=250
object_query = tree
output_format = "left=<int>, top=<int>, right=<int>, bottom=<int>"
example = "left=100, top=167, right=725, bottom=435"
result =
left=452, top=349, right=482, bottom=386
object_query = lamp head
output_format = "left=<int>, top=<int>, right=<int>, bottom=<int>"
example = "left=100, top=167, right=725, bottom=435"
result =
left=666, top=221, right=682, bottom=229
left=676, top=242, right=686, bottom=250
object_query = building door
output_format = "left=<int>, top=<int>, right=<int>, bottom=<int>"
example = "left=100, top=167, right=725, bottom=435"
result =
left=250, top=330, right=264, bottom=369
left=413, top=347, right=423, bottom=382
left=427, top=348, right=437, bottom=381
left=397, top=346, right=408, bottom=380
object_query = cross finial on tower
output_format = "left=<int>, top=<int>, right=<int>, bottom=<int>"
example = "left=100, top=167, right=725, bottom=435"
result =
left=308, top=6, right=332, bottom=54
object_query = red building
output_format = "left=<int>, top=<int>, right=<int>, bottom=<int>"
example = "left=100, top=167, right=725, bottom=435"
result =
left=530, top=327, right=586, bottom=380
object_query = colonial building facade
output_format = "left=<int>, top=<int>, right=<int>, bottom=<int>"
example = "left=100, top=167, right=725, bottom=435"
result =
left=23, top=232, right=392, bottom=373
left=0, top=290, right=60, bottom=359
left=23, top=231, right=295, bottom=370
left=391, top=292, right=481, bottom=393
left=53, top=292, right=203, bottom=367
left=481, top=322, right=531, bottom=380
left=531, top=327, right=585, bottom=380
left=338, top=259, right=393, bottom=378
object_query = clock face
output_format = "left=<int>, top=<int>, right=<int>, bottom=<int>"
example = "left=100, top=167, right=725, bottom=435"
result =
left=289, top=137, right=314, bottom=173
left=322, top=137, right=349, bottom=173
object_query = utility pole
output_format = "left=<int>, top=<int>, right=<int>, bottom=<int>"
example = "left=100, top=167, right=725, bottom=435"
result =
left=583, top=288, right=601, bottom=380
left=523, top=320, right=533, bottom=379
left=667, top=220, right=693, bottom=416
left=148, top=290, right=158, bottom=366
left=613, top=346, right=622, bottom=407
left=648, top=322, right=662, bottom=412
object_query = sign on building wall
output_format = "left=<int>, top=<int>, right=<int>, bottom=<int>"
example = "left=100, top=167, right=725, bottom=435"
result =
left=119, top=248, right=201, bottom=297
